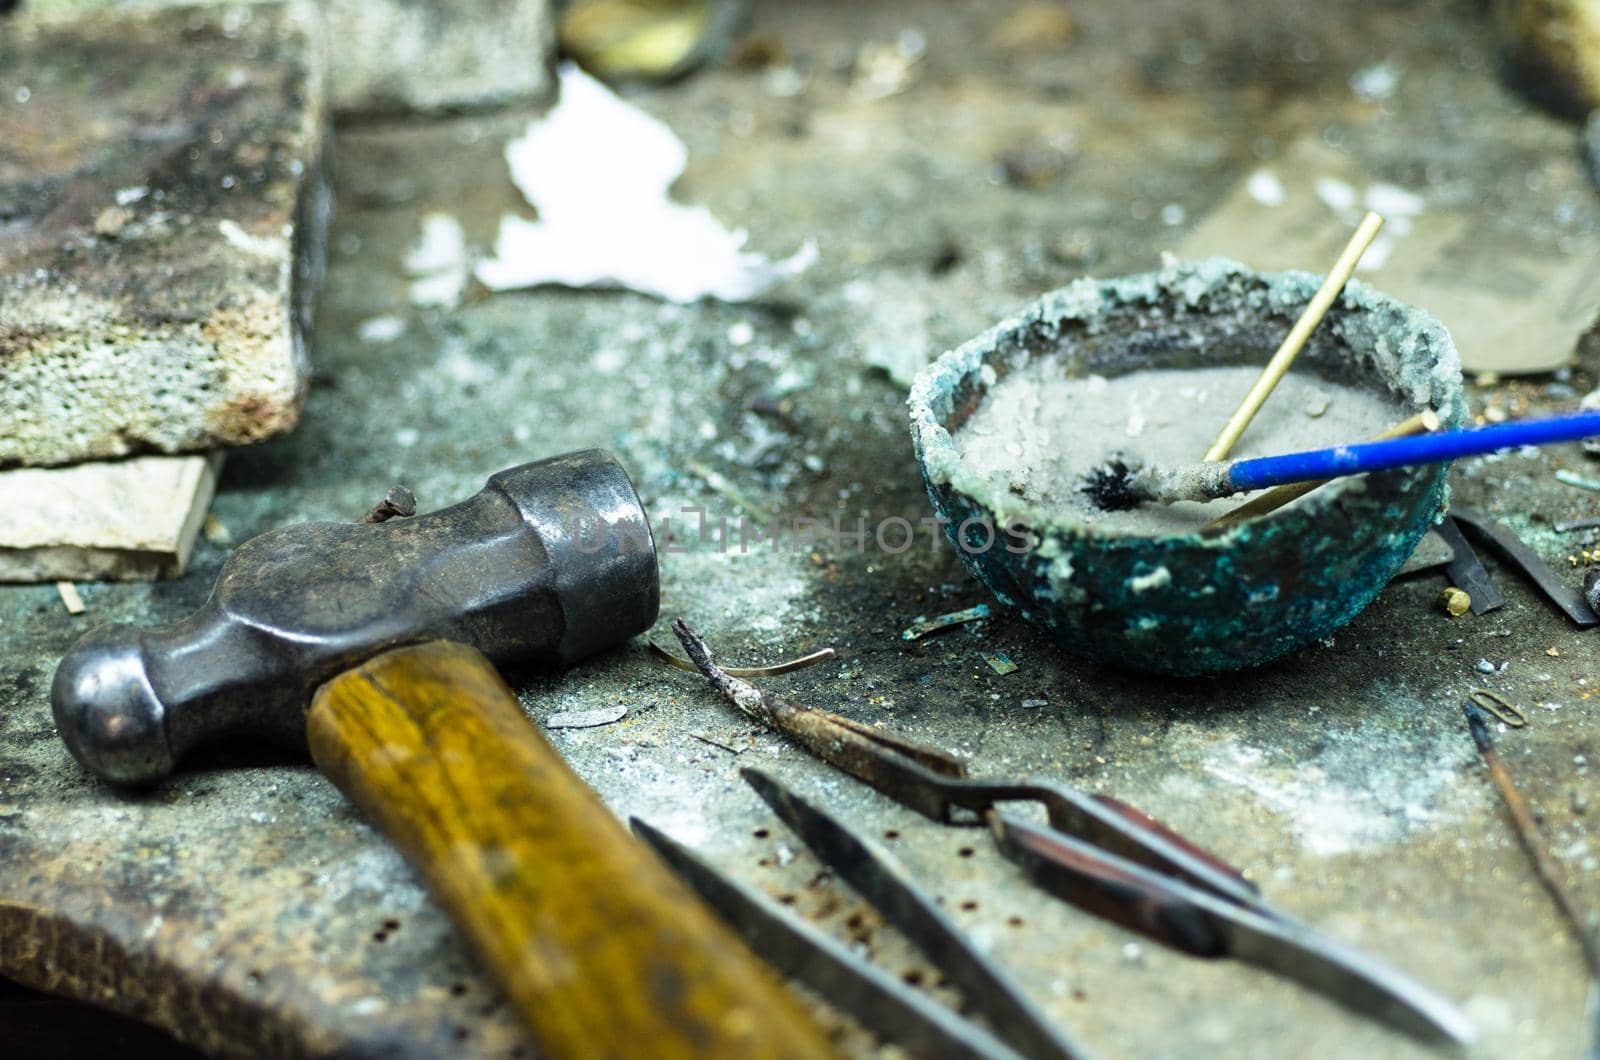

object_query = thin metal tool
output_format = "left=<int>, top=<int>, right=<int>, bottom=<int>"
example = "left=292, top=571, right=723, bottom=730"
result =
left=1434, top=516, right=1505, bottom=615
left=741, top=769, right=1087, bottom=1060
left=1451, top=507, right=1600, bottom=627
left=631, top=818, right=1034, bottom=1060
left=669, top=619, right=1477, bottom=1046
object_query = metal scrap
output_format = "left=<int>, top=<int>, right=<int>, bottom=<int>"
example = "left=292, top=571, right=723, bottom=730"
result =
left=648, top=639, right=835, bottom=678
left=545, top=705, right=628, bottom=730
left=1435, top=516, right=1505, bottom=615
left=1556, top=469, right=1600, bottom=492
left=1466, top=688, right=1527, bottom=728
left=901, top=603, right=991, bottom=641
left=980, top=651, right=1017, bottom=675
left=55, top=582, right=85, bottom=615
left=1452, top=508, right=1600, bottom=626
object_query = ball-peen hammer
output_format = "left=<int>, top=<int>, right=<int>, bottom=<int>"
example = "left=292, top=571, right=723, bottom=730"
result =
left=51, top=448, right=834, bottom=1059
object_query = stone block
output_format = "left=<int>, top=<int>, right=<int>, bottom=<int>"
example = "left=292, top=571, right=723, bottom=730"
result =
left=0, top=2, right=328, bottom=467
left=16, top=0, right=556, bottom=116
left=0, top=453, right=222, bottom=581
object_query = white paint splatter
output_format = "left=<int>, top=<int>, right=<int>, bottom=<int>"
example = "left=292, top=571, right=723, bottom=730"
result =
left=1314, top=177, right=1358, bottom=214
left=405, top=212, right=469, bottom=308
left=476, top=64, right=815, bottom=303
left=357, top=315, right=406, bottom=343
left=1246, top=169, right=1285, bottom=206
left=1198, top=730, right=1474, bottom=857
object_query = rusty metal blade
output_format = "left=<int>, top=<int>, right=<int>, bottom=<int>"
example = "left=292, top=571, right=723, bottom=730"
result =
left=1451, top=507, right=1600, bottom=626
left=629, top=818, right=1027, bottom=1060
left=741, top=769, right=1090, bottom=1060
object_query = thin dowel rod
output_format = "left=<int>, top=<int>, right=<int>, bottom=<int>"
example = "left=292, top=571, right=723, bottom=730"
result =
left=1465, top=705, right=1600, bottom=981
left=1204, top=410, right=1437, bottom=529
left=1226, top=409, right=1600, bottom=493
left=1204, top=212, right=1385, bottom=461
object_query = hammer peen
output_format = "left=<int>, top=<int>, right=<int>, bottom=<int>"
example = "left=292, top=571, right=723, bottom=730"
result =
left=51, top=448, right=834, bottom=1059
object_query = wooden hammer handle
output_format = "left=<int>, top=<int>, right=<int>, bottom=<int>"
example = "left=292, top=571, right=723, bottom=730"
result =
left=306, top=640, right=835, bottom=1059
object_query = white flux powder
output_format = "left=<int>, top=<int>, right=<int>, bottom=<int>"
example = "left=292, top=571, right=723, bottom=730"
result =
left=954, top=362, right=1408, bottom=535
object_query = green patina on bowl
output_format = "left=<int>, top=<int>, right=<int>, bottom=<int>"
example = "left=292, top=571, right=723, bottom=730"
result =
left=907, top=258, right=1466, bottom=676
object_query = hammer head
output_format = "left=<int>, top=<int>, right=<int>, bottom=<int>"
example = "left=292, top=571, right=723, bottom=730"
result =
left=52, top=449, right=659, bottom=784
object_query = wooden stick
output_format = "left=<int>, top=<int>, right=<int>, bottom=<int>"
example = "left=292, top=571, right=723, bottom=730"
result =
left=1204, top=409, right=1438, bottom=530
left=1203, top=211, right=1385, bottom=461
left=1464, top=703, right=1600, bottom=981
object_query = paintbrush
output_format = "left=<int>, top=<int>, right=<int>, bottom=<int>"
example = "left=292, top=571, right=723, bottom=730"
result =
left=1082, top=408, right=1600, bottom=511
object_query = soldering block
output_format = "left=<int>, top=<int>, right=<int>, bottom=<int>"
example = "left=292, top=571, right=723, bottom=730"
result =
left=0, top=2, right=328, bottom=468
left=22, top=0, right=556, bottom=116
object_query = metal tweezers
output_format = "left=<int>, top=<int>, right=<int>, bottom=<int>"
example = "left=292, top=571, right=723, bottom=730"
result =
left=637, top=760, right=1475, bottom=1058
left=658, top=622, right=1478, bottom=1052
left=635, top=769, right=1082, bottom=1060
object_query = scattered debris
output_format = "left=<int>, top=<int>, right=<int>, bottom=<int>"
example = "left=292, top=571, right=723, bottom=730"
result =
left=92, top=205, right=132, bottom=238
left=1020, top=698, right=1049, bottom=709
left=682, top=458, right=773, bottom=522
left=1350, top=57, right=1403, bottom=102
left=202, top=515, right=233, bottom=547
left=358, top=316, right=407, bottom=344
left=901, top=603, right=991, bottom=641
left=998, top=142, right=1072, bottom=190
left=1453, top=508, right=1600, bottom=626
left=405, top=212, right=470, bottom=309
left=1476, top=659, right=1496, bottom=674
left=1433, top=516, right=1505, bottom=614
left=1246, top=170, right=1286, bottom=207
left=980, top=651, right=1017, bottom=676
left=648, top=639, right=835, bottom=678
left=1467, top=688, right=1527, bottom=728
left=546, top=704, right=628, bottom=729
left=1585, top=568, right=1600, bottom=614
left=359, top=486, right=418, bottom=525
left=1464, top=702, right=1600, bottom=988
left=1437, top=588, right=1471, bottom=617
left=690, top=732, right=744, bottom=754
left=1556, top=516, right=1600, bottom=532
left=55, top=581, right=85, bottom=615
left=476, top=64, right=816, bottom=303
left=853, top=31, right=926, bottom=101
left=1556, top=469, right=1600, bottom=492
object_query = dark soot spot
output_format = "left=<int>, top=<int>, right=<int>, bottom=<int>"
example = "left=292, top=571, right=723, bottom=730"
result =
left=1080, top=459, right=1142, bottom=512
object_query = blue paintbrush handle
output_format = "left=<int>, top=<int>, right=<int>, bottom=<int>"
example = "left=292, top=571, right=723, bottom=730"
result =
left=1227, top=409, right=1600, bottom=492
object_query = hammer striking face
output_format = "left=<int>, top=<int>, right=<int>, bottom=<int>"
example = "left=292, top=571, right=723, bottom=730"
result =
left=51, top=448, right=660, bottom=784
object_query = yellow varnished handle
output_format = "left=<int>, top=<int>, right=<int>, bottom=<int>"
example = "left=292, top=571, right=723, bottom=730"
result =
left=306, top=640, right=836, bottom=1060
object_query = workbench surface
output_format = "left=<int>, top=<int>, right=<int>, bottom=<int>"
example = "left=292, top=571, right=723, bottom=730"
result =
left=3, top=2, right=1597, bottom=1057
